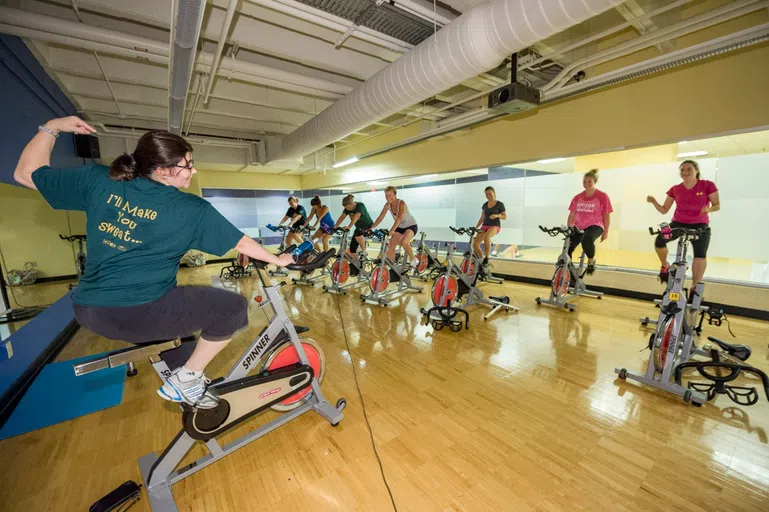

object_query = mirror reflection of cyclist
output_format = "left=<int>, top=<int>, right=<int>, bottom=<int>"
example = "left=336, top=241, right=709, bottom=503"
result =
left=567, top=169, right=613, bottom=276
left=278, top=195, right=307, bottom=247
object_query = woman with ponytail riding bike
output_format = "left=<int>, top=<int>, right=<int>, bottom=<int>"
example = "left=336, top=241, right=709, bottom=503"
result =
left=13, top=116, right=293, bottom=410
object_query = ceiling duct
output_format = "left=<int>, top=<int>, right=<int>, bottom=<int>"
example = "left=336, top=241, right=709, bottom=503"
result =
left=274, top=0, right=624, bottom=162
left=168, top=0, right=206, bottom=134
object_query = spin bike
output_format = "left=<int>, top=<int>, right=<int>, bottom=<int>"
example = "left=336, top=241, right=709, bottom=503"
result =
left=59, top=234, right=87, bottom=289
left=615, top=225, right=766, bottom=406
left=410, top=231, right=445, bottom=281
left=220, top=251, right=254, bottom=280
left=322, top=227, right=373, bottom=295
left=73, top=250, right=345, bottom=511
left=360, top=229, right=423, bottom=307
left=291, top=225, right=332, bottom=287
left=535, top=225, right=603, bottom=312
left=422, top=228, right=518, bottom=325
left=456, top=227, right=504, bottom=285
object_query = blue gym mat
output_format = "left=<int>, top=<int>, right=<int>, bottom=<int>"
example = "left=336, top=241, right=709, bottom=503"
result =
left=0, top=353, right=126, bottom=440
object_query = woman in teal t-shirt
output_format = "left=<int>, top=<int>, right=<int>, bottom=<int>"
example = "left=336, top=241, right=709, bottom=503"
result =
left=13, top=116, right=293, bottom=410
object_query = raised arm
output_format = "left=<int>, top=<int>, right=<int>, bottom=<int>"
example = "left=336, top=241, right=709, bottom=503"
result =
left=647, top=195, right=674, bottom=215
left=14, top=116, right=96, bottom=190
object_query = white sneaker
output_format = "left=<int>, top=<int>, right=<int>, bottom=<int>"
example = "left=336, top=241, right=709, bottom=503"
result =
left=158, top=367, right=219, bottom=409
left=409, top=257, right=419, bottom=269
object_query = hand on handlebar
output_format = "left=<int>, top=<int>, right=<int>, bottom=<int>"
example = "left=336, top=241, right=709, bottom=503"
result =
left=276, top=253, right=294, bottom=267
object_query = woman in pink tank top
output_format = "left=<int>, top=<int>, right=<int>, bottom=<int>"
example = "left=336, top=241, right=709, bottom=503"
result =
left=646, top=159, right=720, bottom=293
left=567, top=169, right=613, bottom=276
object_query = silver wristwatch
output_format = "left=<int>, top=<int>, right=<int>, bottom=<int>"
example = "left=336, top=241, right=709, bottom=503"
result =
left=38, top=125, right=60, bottom=138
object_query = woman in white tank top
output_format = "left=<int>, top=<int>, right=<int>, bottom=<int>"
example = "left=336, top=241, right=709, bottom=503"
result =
left=372, top=186, right=419, bottom=267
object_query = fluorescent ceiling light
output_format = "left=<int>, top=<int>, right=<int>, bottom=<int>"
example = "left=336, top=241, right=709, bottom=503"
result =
left=332, top=157, right=359, bottom=168
left=468, top=169, right=487, bottom=174
left=678, top=141, right=689, bottom=144
left=424, top=174, right=439, bottom=178
left=677, top=151, right=708, bottom=158
left=537, top=158, right=567, bottom=164
left=368, top=180, right=387, bottom=186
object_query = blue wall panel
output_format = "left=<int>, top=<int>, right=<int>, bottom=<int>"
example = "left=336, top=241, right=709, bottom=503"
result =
left=0, top=35, right=82, bottom=186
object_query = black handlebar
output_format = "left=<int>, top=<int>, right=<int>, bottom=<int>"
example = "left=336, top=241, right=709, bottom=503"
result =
left=649, top=224, right=706, bottom=239
left=539, top=225, right=581, bottom=237
left=361, top=228, right=388, bottom=240
left=252, top=248, right=335, bottom=271
left=450, top=226, right=482, bottom=236
left=285, top=249, right=335, bottom=271
left=59, top=234, right=87, bottom=242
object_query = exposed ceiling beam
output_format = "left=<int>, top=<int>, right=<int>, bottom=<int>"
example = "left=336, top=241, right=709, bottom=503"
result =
left=615, top=0, right=676, bottom=53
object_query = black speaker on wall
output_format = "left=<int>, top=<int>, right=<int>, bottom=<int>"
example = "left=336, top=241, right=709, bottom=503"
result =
left=75, top=134, right=101, bottom=159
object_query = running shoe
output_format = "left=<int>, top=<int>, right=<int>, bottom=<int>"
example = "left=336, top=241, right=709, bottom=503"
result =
left=158, top=367, right=219, bottom=409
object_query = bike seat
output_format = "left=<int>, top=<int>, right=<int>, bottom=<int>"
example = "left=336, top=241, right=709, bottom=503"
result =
left=708, top=336, right=751, bottom=362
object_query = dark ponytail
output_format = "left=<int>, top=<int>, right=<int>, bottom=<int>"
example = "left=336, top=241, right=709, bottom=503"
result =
left=109, top=153, right=139, bottom=181
left=109, top=130, right=193, bottom=182
left=311, top=195, right=322, bottom=206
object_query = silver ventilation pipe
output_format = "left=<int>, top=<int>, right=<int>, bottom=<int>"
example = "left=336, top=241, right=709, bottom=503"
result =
left=168, top=0, right=206, bottom=135
left=274, top=0, right=624, bottom=162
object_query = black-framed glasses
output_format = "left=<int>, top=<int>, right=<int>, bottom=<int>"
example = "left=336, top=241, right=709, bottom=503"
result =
left=174, top=159, right=195, bottom=171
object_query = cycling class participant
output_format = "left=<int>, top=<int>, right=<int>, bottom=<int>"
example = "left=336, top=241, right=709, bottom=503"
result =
left=13, top=116, right=293, bottom=410
left=371, top=186, right=419, bottom=268
left=333, top=194, right=374, bottom=257
left=278, top=195, right=307, bottom=246
left=474, top=186, right=506, bottom=265
left=647, top=159, right=720, bottom=293
left=567, top=169, right=613, bottom=275
left=306, top=195, right=334, bottom=252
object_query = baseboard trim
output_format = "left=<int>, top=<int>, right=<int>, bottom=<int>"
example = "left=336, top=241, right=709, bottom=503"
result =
left=496, top=273, right=769, bottom=321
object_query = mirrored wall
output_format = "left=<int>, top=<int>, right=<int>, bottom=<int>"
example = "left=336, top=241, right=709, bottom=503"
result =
left=203, top=128, right=769, bottom=287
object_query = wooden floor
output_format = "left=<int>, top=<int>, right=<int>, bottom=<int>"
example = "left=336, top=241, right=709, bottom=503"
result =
left=2, top=264, right=769, bottom=512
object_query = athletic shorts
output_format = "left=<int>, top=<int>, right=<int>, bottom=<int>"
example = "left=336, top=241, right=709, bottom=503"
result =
left=480, top=225, right=500, bottom=234
left=654, top=221, right=711, bottom=258
left=395, top=224, right=418, bottom=236
left=73, top=286, right=249, bottom=344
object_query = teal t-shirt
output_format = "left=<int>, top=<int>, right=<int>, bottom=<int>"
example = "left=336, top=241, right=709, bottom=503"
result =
left=32, top=165, right=243, bottom=307
left=343, top=202, right=373, bottom=229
